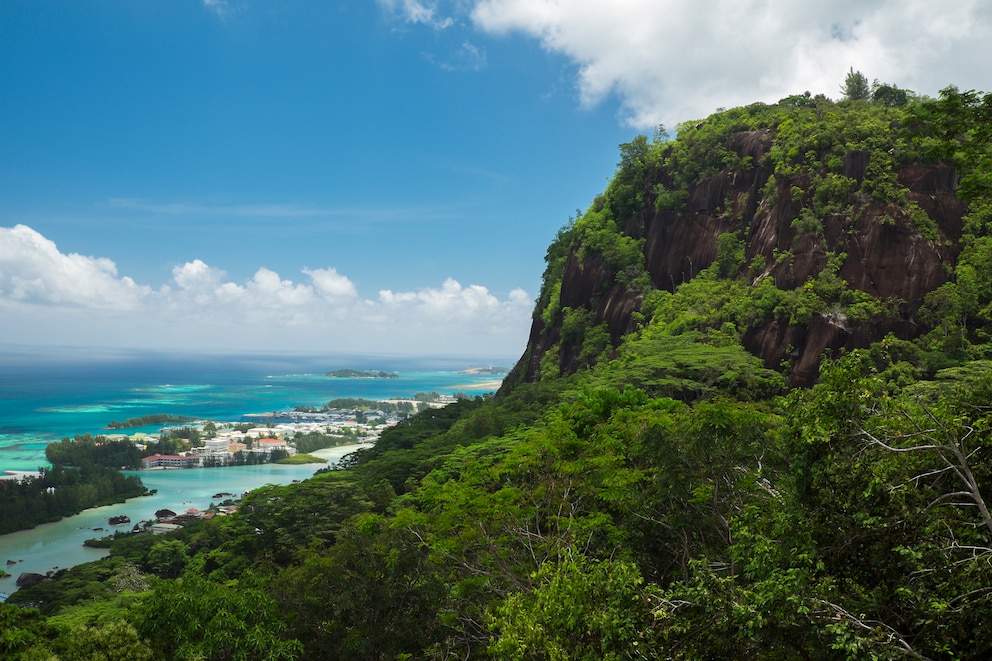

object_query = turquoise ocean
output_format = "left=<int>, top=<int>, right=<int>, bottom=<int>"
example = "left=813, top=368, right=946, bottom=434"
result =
left=0, top=347, right=508, bottom=591
left=0, top=346, right=508, bottom=473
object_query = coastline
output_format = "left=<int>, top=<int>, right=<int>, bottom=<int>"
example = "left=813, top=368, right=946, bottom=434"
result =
left=0, top=470, right=43, bottom=482
left=0, top=443, right=363, bottom=593
left=0, top=361, right=505, bottom=474
left=0, top=361, right=505, bottom=591
left=451, top=379, right=504, bottom=390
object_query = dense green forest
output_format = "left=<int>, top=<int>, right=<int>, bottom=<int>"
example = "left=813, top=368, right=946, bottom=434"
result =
left=5, top=85, right=992, bottom=659
left=0, top=426, right=364, bottom=536
left=106, top=414, right=197, bottom=429
left=295, top=397, right=418, bottom=414
left=1, top=435, right=154, bottom=534
left=44, top=434, right=145, bottom=469
left=0, top=435, right=148, bottom=534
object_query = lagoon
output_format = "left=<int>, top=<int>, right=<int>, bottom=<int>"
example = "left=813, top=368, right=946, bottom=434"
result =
left=0, top=347, right=505, bottom=473
left=0, top=349, right=506, bottom=596
left=0, top=445, right=360, bottom=594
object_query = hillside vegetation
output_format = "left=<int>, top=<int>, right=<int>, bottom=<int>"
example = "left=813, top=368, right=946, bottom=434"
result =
left=5, top=86, right=992, bottom=660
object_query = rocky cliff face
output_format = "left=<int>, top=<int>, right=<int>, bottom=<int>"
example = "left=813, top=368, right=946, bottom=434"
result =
left=506, top=120, right=967, bottom=390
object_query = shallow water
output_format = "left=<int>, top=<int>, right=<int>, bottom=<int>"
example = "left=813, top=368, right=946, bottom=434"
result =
left=0, top=347, right=504, bottom=472
left=0, top=348, right=507, bottom=596
left=0, top=445, right=361, bottom=594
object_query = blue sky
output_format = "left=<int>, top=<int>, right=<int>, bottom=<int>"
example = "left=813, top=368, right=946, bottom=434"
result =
left=3, top=1, right=991, bottom=360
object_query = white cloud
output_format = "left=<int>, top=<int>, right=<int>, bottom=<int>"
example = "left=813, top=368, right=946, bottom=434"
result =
left=374, top=278, right=533, bottom=350
left=304, top=267, right=358, bottom=299
left=507, top=287, right=530, bottom=306
left=467, top=0, right=992, bottom=128
left=379, top=277, right=510, bottom=318
left=247, top=268, right=315, bottom=307
left=0, top=225, right=150, bottom=309
left=0, top=225, right=530, bottom=357
left=378, top=0, right=454, bottom=30
left=171, top=259, right=226, bottom=305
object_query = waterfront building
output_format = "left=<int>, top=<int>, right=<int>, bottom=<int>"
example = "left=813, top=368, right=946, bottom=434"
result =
left=140, top=454, right=202, bottom=469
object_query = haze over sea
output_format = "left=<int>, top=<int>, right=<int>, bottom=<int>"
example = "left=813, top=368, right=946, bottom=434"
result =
left=0, top=346, right=507, bottom=591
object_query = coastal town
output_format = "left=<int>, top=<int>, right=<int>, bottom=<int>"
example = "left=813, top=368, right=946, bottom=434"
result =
left=137, top=415, right=368, bottom=469
left=0, top=399, right=433, bottom=479
left=0, top=394, right=469, bottom=595
left=136, top=394, right=460, bottom=469
left=0, top=369, right=505, bottom=599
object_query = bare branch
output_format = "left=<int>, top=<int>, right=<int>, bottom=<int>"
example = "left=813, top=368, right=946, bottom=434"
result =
left=948, top=586, right=992, bottom=608
left=859, top=412, right=992, bottom=539
left=814, top=600, right=930, bottom=660
left=859, top=429, right=950, bottom=455
left=924, top=491, right=981, bottom=513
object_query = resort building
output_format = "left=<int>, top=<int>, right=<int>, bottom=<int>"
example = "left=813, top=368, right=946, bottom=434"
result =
left=141, top=453, right=202, bottom=469
left=203, top=438, right=231, bottom=455
left=256, top=437, right=287, bottom=451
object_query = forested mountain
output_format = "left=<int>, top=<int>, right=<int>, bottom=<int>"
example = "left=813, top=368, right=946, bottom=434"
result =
left=5, top=86, right=992, bottom=660
left=508, top=85, right=989, bottom=390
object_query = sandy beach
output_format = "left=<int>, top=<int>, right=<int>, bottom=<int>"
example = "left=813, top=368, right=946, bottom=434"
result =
left=452, top=379, right=504, bottom=390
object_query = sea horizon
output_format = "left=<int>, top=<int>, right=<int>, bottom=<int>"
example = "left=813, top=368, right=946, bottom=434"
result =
left=0, top=345, right=514, bottom=474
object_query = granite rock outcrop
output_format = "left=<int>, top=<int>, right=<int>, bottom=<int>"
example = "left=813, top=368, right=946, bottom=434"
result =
left=507, top=122, right=966, bottom=390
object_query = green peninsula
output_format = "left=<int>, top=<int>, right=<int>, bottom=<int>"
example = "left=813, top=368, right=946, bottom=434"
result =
left=107, top=413, right=197, bottom=429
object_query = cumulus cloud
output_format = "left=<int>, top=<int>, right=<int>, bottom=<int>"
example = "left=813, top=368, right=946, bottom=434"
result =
left=467, top=0, right=992, bottom=128
left=171, top=259, right=226, bottom=305
left=304, top=267, right=358, bottom=299
left=379, top=277, right=525, bottom=319
left=374, top=278, right=533, bottom=352
left=0, top=224, right=150, bottom=309
left=0, top=225, right=530, bottom=357
left=247, top=268, right=315, bottom=307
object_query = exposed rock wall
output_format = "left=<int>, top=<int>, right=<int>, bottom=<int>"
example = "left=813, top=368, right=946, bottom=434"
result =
left=508, top=129, right=966, bottom=389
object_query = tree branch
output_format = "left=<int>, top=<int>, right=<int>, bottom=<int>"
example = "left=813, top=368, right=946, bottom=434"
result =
left=814, top=599, right=930, bottom=660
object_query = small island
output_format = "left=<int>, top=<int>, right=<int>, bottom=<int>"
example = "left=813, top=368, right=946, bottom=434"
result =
left=107, top=414, right=197, bottom=429
left=326, top=369, right=398, bottom=379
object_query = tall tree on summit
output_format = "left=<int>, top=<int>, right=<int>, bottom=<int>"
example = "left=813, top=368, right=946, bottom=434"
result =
left=842, top=67, right=871, bottom=100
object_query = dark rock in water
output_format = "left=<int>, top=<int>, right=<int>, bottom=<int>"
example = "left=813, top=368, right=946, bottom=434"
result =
left=16, top=572, right=47, bottom=588
left=5, top=559, right=16, bottom=566
left=108, top=515, right=131, bottom=526
left=155, top=509, right=177, bottom=518
left=212, top=492, right=233, bottom=499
